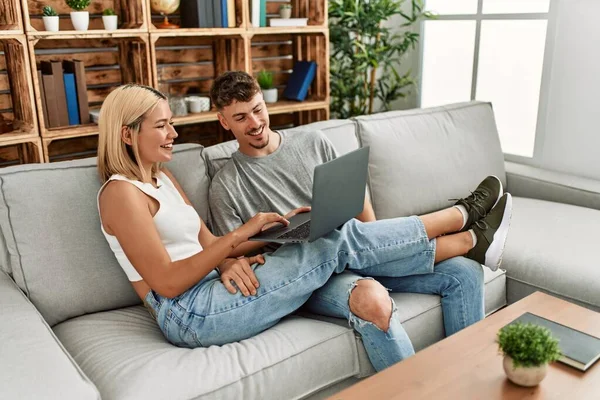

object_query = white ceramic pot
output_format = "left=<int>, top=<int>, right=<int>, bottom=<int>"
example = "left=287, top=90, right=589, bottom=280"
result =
left=503, top=356, right=548, bottom=387
left=279, top=7, right=292, bottom=19
left=186, top=96, right=210, bottom=113
left=262, top=88, right=278, bottom=103
left=42, top=16, right=59, bottom=32
left=70, top=11, right=89, bottom=31
left=102, top=15, right=118, bottom=31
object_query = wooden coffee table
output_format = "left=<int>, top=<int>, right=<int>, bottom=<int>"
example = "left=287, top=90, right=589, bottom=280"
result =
left=330, top=292, right=600, bottom=399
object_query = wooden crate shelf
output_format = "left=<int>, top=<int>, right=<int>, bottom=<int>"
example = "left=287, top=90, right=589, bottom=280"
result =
left=0, top=35, right=38, bottom=142
left=29, top=35, right=151, bottom=138
left=151, top=34, right=246, bottom=97
left=0, top=136, right=43, bottom=167
left=146, top=0, right=246, bottom=31
left=22, top=0, right=147, bottom=33
left=257, top=0, right=326, bottom=28
left=42, top=134, right=98, bottom=163
left=250, top=32, right=329, bottom=102
left=0, top=0, right=24, bottom=34
left=26, top=30, right=148, bottom=39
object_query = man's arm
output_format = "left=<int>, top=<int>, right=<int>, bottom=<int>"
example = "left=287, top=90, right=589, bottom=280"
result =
left=356, top=197, right=376, bottom=222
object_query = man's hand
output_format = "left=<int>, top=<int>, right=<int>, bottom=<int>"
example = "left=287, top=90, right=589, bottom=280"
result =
left=262, top=206, right=311, bottom=231
left=218, top=255, right=265, bottom=296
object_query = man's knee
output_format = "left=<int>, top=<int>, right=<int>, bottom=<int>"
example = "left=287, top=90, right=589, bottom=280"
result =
left=349, top=279, right=392, bottom=331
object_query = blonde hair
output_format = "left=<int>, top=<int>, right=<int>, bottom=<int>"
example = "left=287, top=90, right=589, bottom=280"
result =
left=97, top=84, right=167, bottom=183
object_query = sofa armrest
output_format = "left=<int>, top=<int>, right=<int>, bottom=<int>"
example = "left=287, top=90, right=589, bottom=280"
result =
left=505, top=161, right=600, bottom=211
left=0, top=271, right=100, bottom=400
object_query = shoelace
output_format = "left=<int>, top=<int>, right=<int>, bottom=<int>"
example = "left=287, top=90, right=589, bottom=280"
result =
left=474, top=218, right=490, bottom=230
left=449, top=188, right=490, bottom=218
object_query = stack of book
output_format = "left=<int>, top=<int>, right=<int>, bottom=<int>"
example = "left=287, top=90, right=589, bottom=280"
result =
left=180, top=0, right=236, bottom=28
left=38, top=60, right=90, bottom=128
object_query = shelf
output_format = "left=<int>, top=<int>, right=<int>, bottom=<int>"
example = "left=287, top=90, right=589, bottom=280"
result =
left=42, top=124, right=99, bottom=140
left=0, top=136, right=43, bottom=166
left=248, top=26, right=328, bottom=35
left=150, top=28, right=246, bottom=38
left=0, top=35, right=38, bottom=141
left=0, top=0, right=23, bottom=34
left=23, top=1, right=147, bottom=33
left=146, top=0, right=245, bottom=31
left=26, top=29, right=148, bottom=40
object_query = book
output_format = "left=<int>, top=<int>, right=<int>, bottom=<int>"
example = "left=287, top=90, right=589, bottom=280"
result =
left=220, top=0, right=228, bottom=28
left=251, top=0, right=260, bottom=27
left=227, top=0, right=235, bottom=27
left=40, top=70, right=60, bottom=128
left=283, top=61, right=317, bottom=101
left=180, top=0, right=213, bottom=28
left=40, top=60, right=69, bottom=127
left=269, top=18, right=308, bottom=27
left=63, top=60, right=90, bottom=124
left=37, top=70, right=49, bottom=126
left=63, top=72, right=80, bottom=125
left=506, top=312, right=600, bottom=372
left=213, top=0, right=223, bottom=28
left=260, top=0, right=266, bottom=27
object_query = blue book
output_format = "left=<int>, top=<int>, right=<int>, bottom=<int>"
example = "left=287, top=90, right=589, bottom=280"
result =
left=63, top=72, right=80, bottom=125
left=220, top=0, right=228, bottom=27
left=283, top=61, right=317, bottom=101
left=260, top=0, right=266, bottom=27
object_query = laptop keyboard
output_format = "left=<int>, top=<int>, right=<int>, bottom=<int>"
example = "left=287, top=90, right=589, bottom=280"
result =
left=277, top=221, right=311, bottom=240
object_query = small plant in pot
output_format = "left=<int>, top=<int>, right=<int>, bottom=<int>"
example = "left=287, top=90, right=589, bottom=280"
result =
left=257, top=70, right=277, bottom=103
left=497, top=322, right=561, bottom=387
left=279, top=4, right=292, bottom=19
left=65, top=0, right=91, bottom=31
left=102, top=8, right=118, bottom=31
left=42, top=6, right=60, bottom=32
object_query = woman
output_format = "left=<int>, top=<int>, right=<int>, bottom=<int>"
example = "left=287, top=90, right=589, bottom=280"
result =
left=97, top=84, right=511, bottom=370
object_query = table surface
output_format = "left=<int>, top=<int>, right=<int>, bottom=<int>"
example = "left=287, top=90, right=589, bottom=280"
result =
left=329, top=292, right=600, bottom=400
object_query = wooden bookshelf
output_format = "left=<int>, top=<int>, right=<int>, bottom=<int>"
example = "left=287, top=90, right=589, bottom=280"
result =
left=8, top=0, right=329, bottom=164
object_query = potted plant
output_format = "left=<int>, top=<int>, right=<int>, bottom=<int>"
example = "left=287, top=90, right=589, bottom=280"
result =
left=65, top=0, right=91, bottom=31
left=102, top=8, right=118, bottom=30
left=42, top=6, right=60, bottom=32
left=257, top=70, right=277, bottom=103
left=497, top=322, right=561, bottom=387
left=279, top=4, right=292, bottom=19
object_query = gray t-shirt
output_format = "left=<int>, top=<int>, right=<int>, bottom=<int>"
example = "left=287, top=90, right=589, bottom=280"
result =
left=209, top=129, right=338, bottom=235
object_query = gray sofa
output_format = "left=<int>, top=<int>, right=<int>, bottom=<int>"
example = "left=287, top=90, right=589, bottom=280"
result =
left=1, top=101, right=599, bottom=400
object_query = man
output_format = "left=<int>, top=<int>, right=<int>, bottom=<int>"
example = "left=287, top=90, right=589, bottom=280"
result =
left=207, top=71, right=509, bottom=371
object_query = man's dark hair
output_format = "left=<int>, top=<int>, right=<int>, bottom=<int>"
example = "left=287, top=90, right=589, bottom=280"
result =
left=210, top=71, right=261, bottom=110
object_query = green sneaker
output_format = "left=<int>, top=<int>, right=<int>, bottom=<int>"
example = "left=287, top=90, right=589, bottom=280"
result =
left=466, top=193, right=513, bottom=271
left=454, top=176, right=503, bottom=232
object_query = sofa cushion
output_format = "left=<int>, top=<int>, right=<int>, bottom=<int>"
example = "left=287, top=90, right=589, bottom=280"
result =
left=301, top=266, right=506, bottom=377
left=0, top=144, right=208, bottom=326
left=0, top=271, right=100, bottom=400
left=503, top=197, right=600, bottom=311
left=53, top=308, right=359, bottom=400
left=355, top=101, right=507, bottom=219
left=203, top=119, right=359, bottom=180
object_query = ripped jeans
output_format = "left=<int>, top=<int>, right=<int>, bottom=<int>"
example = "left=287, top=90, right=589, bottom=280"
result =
left=304, top=256, right=484, bottom=371
left=144, top=217, right=484, bottom=371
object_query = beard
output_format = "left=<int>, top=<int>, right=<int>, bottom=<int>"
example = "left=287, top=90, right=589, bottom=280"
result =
left=247, top=125, right=269, bottom=149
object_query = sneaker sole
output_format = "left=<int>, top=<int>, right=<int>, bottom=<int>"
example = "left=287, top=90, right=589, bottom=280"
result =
left=484, top=193, right=513, bottom=271
left=490, top=175, right=504, bottom=209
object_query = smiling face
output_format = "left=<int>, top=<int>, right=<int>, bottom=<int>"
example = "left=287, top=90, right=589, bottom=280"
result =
left=122, top=99, right=178, bottom=170
left=216, top=92, right=275, bottom=155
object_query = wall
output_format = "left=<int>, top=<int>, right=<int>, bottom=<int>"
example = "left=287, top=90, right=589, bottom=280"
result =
left=536, top=0, right=600, bottom=180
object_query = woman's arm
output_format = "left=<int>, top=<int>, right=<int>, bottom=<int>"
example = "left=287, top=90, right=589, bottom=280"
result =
left=100, top=174, right=287, bottom=299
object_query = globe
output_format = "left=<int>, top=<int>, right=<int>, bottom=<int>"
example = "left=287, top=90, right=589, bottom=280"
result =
left=151, top=0, right=181, bottom=29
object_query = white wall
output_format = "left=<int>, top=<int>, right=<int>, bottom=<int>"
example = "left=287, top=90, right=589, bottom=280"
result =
left=536, top=0, right=600, bottom=180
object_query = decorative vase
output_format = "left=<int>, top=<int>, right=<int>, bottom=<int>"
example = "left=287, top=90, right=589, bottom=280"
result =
left=279, top=7, right=292, bottom=19
left=42, top=16, right=60, bottom=32
left=262, top=88, right=278, bottom=103
left=503, top=356, right=548, bottom=387
left=102, top=15, right=118, bottom=30
left=70, top=11, right=89, bottom=31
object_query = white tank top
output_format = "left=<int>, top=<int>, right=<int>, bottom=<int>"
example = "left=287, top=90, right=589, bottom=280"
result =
left=97, top=172, right=203, bottom=282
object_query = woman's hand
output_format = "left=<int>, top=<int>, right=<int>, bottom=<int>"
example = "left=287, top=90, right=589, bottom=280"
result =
left=236, top=212, right=289, bottom=241
left=218, top=255, right=265, bottom=296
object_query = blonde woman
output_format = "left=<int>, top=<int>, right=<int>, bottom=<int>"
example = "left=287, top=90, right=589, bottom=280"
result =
left=97, top=84, right=511, bottom=371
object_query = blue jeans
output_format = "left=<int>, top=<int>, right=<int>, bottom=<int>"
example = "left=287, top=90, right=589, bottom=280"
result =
left=144, top=217, right=484, bottom=371
left=304, top=256, right=484, bottom=371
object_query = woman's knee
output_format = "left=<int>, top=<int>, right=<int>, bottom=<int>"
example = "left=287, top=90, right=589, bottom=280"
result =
left=349, top=279, right=392, bottom=331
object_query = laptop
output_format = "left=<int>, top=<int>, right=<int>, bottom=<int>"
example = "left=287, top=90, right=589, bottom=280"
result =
left=249, top=146, right=370, bottom=244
